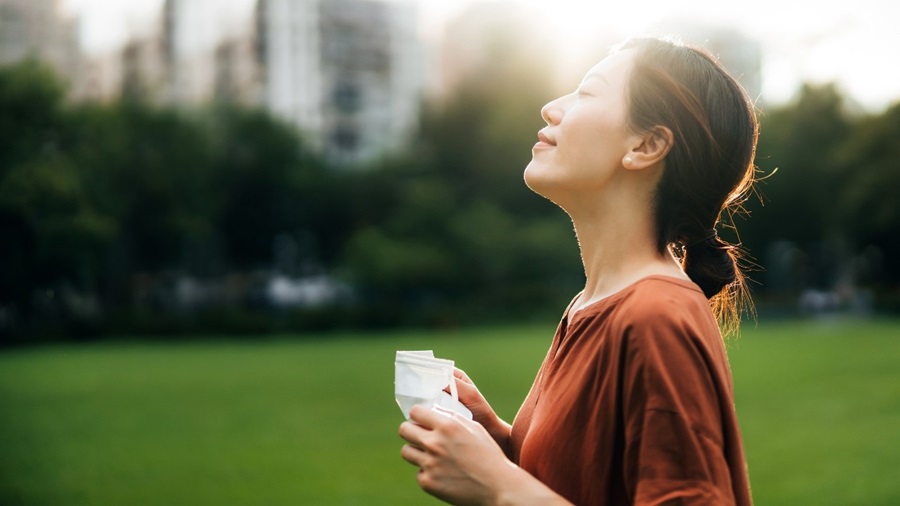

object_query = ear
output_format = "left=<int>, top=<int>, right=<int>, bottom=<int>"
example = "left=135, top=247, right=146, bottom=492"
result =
left=622, top=126, right=673, bottom=171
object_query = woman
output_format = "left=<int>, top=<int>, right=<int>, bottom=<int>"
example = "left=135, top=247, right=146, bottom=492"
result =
left=399, top=37, right=757, bottom=505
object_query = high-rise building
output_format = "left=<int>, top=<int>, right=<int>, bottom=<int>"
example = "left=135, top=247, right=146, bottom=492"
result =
left=1, top=0, right=424, bottom=166
left=108, top=0, right=259, bottom=107
left=214, top=36, right=261, bottom=105
left=0, top=0, right=80, bottom=85
left=120, top=37, right=166, bottom=102
left=163, top=0, right=220, bottom=104
left=256, top=0, right=424, bottom=165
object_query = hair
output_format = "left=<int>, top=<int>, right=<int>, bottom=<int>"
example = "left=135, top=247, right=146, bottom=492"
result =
left=616, top=37, right=758, bottom=336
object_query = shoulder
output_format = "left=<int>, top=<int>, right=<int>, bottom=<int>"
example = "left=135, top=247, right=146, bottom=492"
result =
left=617, top=276, right=709, bottom=323
left=612, top=276, right=720, bottom=350
left=612, top=280, right=732, bottom=419
left=566, top=275, right=723, bottom=359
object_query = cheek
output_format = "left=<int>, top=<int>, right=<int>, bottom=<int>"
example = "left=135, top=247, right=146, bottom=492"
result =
left=566, top=117, right=626, bottom=169
left=563, top=129, right=611, bottom=172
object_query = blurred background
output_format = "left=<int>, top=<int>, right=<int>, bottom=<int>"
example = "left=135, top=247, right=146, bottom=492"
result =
left=1, top=0, right=899, bottom=339
left=0, top=0, right=899, bottom=504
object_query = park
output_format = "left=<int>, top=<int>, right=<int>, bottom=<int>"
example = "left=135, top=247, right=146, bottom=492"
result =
left=2, top=1, right=900, bottom=504
left=2, top=318, right=899, bottom=504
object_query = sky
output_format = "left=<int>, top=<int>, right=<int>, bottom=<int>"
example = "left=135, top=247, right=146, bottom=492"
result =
left=60, top=0, right=900, bottom=111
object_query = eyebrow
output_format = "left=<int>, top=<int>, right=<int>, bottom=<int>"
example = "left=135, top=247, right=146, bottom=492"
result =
left=581, top=74, right=610, bottom=87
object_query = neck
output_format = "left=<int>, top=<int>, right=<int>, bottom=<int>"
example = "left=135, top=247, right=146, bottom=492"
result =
left=564, top=186, right=686, bottom=312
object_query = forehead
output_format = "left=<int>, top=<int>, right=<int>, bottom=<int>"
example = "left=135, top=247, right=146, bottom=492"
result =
left=582, top=48, right=637, bottom=85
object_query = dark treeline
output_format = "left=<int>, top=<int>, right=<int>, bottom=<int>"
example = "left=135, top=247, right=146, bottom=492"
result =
left=1, top=52, right=899, bottom=343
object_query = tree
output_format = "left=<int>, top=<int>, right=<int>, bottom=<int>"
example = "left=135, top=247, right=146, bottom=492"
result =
left=0, top=60, right=89, bottom=338
left=738, top=84, right=855, bottom=293
left=0, top=60, right=66, bottom=174
left=747, top=84, right=852, bottom=246
left=834, top=103, right=900, bottom=283
left=338, top=9, right=583, bottom=322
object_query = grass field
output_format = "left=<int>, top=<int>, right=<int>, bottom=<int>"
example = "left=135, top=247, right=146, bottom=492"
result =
left=1, top=318, right=899, bottom=505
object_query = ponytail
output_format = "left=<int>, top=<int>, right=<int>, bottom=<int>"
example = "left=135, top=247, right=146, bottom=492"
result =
left=683, top=233, right=735, bottom=299
left=681, top=233, right=751, bottom=336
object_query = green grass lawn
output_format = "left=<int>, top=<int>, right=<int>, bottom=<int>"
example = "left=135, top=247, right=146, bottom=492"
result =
left=1, top=318, right=898, bottom=505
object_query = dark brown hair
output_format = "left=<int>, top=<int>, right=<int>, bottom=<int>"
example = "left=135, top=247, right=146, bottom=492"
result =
left=618, top=37, right=758, bottom=335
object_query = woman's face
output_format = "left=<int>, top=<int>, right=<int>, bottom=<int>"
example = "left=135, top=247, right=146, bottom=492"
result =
left=524, top=49, right=637, bottom=202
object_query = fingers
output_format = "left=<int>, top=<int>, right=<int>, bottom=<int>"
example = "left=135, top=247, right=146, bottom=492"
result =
left=406, top=405, right=471, bottom=442
left=400, top=443, right=427, bottom=468
left=399, top=417, right=430, bottom=448
left=409, top=404, right=453, bottom=429
left=453, top=367, right=473, bottom=384
left=401, top=406, right=456, bottom=448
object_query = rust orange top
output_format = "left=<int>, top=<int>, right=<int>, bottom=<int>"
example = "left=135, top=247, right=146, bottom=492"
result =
left=509, top=276, right=751, bottom=505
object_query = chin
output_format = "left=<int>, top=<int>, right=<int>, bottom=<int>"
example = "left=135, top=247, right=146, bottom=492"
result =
left=524, top=163, right=580, bottom=216
left=523, top=162, right=558, bottom=201
left=523, top=161, right=545, bottom=193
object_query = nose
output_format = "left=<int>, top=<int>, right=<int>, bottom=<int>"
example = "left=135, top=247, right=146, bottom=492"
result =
left=541, top=97, right=563, bottom=126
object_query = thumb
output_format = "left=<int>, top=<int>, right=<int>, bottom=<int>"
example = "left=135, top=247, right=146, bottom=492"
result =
left=443, top=371, right=489, bottom=412
left=454, top=367, right=474, bottom=385
left=452, top=375, right=484, bottom=404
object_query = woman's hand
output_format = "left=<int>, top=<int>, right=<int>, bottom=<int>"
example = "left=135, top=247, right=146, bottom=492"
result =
left=399, top=406, right=570, bottom=506
left=451, top=368, right=511, bottom=452
left=399, top=405, right=519, bottom=505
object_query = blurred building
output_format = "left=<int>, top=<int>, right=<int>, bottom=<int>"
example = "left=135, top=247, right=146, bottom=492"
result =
left=256, top=0, right=424, bottom=165
left=0, top=0, right=80, bottom=85
left=106, top=0, right=424, bottom=165
left=72, top=53, right=121, bottom=102
left=0, top=0, right=424, bottom=165
left=163, top=0, right=255, bottom=105
left=214, top=36, right=261, bottom=105
left=90, top=0, right=260, bottom=106
left=120, top=37, right=166, bottom=102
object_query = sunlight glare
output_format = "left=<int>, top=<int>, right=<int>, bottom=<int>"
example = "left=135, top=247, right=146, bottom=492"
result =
left=59, top=0, right=900, bottom=110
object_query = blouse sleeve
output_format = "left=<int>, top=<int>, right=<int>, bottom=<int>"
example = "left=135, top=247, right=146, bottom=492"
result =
left=620, top=310, right=738, bottom=505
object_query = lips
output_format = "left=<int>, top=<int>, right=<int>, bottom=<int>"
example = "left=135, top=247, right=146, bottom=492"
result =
left=537, top=129, right=557, bottom=146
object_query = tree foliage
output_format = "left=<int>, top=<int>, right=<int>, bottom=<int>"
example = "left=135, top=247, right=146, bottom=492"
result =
left=2, top=45, right=899, bottom=341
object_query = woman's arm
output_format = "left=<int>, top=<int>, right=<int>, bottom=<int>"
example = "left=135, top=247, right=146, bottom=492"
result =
left=399, top=405, right=571, bottom=506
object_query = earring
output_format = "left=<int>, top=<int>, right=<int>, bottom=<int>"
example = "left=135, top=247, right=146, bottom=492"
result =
left=624, top=156, right=633, bottom=166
